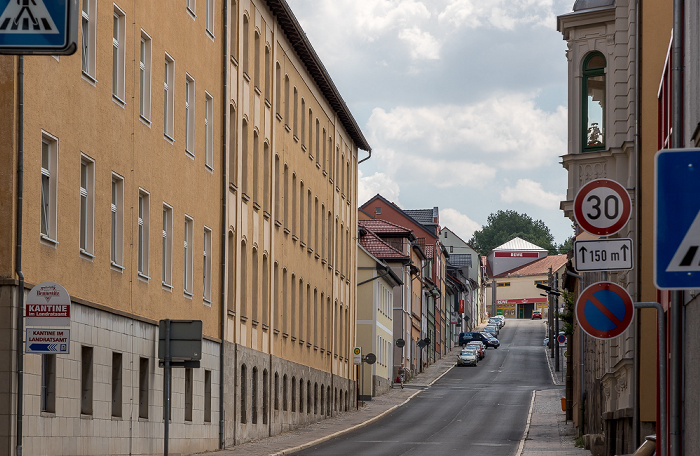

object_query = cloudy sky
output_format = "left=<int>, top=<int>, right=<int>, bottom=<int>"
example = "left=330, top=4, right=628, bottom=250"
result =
left=286, top=0, right=576, bottom=246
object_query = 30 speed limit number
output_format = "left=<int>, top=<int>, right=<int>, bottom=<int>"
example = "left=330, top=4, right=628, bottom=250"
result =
left=574, top=179, right=631, bottom=236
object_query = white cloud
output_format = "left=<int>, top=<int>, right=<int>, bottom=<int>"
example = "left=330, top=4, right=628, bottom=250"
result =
left=358, top=170, right=401, bottom=206
left=500, top=179, right=564, bottom=209
left=438, top=0, right=559, bottom=30
left=398, top=27, right=441, bottom=60
left=367, top=93, right=567, bottom=171
left=440, top=208, right=482, bottom=241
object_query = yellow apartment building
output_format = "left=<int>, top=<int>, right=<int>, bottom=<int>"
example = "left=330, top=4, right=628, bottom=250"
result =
left=0, top=0, right=369, bottom=454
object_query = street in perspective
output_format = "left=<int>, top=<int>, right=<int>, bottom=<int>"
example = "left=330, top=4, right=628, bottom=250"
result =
left=0, top=0, right=693, bottom=455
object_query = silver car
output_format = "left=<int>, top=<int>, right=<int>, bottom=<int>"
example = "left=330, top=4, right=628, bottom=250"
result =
left=457, top=347, right=478, bottom=366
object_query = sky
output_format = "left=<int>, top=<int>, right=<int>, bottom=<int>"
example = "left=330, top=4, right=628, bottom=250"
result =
left=286, top=0, right=576, bottom=246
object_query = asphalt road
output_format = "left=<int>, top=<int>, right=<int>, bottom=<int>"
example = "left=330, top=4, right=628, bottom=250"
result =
left=293, top=319, right=552, bottom=456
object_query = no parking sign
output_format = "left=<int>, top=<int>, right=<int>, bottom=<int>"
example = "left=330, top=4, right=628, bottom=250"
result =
left=576, top=282, right=634, bottom=339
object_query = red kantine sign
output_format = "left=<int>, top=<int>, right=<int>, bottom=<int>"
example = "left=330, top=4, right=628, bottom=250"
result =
left=494, top=252, right=540, bottom=258
left=25, top=282, right=71, bottom=326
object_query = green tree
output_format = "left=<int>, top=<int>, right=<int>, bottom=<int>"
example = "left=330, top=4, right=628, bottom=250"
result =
left=468, top=210, right=557, bottom=256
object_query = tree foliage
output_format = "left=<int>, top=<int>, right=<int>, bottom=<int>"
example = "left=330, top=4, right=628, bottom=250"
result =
left=468, top=210, right=557, bottom=256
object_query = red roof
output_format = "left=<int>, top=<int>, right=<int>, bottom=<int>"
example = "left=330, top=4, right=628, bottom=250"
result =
left=358, top=218, right=412, bottom=236
left=494, top=254, right=568, bottom=278
left=359, top=228, right=408, bottom=259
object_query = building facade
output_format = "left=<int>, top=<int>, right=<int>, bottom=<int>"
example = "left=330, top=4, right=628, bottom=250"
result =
left=0, top=0, right=369, bottom=454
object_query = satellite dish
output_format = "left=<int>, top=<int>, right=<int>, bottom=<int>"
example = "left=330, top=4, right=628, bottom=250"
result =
left=395, top=338, right=405, bottom=348
left=364, top=353, right=377, bottom=365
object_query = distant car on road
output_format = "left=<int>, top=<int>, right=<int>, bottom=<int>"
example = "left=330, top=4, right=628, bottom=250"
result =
left=484, top=324, right=499, bottom=337
left=466, top=341, right=485, bottom=359
left=532, top=310, right=542, bottom=320
left=459, top=331, right=500, bottom=348
left=488, top=317, right=504, bottom=328
left=457, top=347, right=478, bottom=366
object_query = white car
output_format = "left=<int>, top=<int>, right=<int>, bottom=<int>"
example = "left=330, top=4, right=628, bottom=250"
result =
left=484, top=324, right=499, bottom=337
left=457, top=348, right=478, bottom=366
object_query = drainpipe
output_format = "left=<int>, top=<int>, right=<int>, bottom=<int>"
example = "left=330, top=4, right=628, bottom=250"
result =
left=219, top=0, right=228, bottom=449
left=632, top=0, right=640, bottom=447
left=670, top=0, right=683, bottom=453
left=634, top=302, right=666, bottom=456
left=357, top=149, right=371, bottom=164
left=15, top=54, right=25, bottom=456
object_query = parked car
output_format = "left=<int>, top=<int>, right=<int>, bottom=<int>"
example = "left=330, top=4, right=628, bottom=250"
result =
left=484, top=324, right=499, bottom=337
left=532, top=310, right=542, bottom=320
left=488, top=317, right=504, bottom=328
left=480, top=332, right=501, bottom=348
left=466, top=341, right=485, bottom=359
left=494, top=315, right=506, bottom=327
left=457, top=347, right=478, bottom=366
left=459, top=331, right=499, bottom=348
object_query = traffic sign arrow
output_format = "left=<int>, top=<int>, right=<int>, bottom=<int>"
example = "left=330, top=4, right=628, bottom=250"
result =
left=574, top=239, right=633, bottom=272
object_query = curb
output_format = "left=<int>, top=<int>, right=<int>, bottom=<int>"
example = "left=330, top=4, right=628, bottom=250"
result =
left=515, top=390, right=537, bottom=456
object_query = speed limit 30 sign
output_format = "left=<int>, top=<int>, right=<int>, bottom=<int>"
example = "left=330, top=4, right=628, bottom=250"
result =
left=574, top=179, right=631, bottom=236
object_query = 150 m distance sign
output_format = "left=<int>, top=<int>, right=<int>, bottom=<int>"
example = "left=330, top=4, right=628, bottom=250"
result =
left=574, top=238, right=633, bottom=272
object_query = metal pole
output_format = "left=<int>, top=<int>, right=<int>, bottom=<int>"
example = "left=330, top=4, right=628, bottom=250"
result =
left=16, top=54, right=25, bottom=456
left=549, top=268, right=554, bottom=358
left=164, top=319, right=171, bottom=456
left=634, top=302, right=666, bottom=456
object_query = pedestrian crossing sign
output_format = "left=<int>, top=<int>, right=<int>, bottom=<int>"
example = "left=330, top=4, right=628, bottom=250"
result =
left=655, top=148, right=700, bottom=289
left=0, top=0, right=77, bottom=55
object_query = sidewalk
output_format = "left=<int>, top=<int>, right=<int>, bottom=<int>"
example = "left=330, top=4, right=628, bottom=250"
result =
left=517, top=345, right=591, bottom=456
left=190, top=342, right=591, bottom=456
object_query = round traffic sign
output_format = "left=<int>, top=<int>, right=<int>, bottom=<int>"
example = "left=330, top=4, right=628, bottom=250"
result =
left=573, top=179, right=631, bottom=236
left=364, top=353, right=376, bottom=365
left=576, top=281, right=634, bottom=339
left=557, top=334, right=567, bottom=344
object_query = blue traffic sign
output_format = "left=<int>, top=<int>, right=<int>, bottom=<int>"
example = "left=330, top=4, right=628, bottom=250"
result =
left=0, top=0, right=77, bottom=55
left=655, top=149, right=700, bottom=289
left=576, top=282, right=634, bottom=339
left=26, top=327, right=70, bottom=354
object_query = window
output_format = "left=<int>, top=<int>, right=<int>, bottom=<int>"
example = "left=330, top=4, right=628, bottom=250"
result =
left=497, top=282, right=510, bottom=287
left=81, top=346, right=93, bottom=415
left=41, top=354, right=56, bottom=413
left=112, top=352, right=123, bottom=417
left=41, top=133, right=58, bottom=241
left=205, top=92, right=214, bottom=169
left=139, top=357, right=149, bottom=418
left=162, top=204, right=173, bottom=286
left=582, top=52, right=606, bottom=151
left=204, top=370, right=212, bottom=422
left=265, top=46, right=271, bottom=102
left=140, top=31, right=152, bottom=120
left=138, top=190, right=150, bottom=277
left=185, top=74, right=195, bottom=156
left=293, top=88, right=298, bottom=137
left=203, top=227, right=212, bottom=302
left=112, top=5, right=126, bottom=101
left=81, top=0, right=96, bottom=78
left=252, top=367, right=258, bottom=423
left=241, top=119, right=248, bottom=194
left=240, top=365, right=247, bottom=423
left=185, top=368, right=193, bottom=421
left=187, top=0, right=196, bottom=16
left=111, top=173, right=124, bottom=267
left=184, top=216, right=194, bottom=295
left=284, top=76, right=290, bottom=126
left=254, top=31, right=260, bottom=90
left=206, top=0, right=214, bottom=35
left=164, top=54, right=175, bottom=138
left=242, top=15, right=249, bottom=77
left=79, top=155, right=94, bottom=254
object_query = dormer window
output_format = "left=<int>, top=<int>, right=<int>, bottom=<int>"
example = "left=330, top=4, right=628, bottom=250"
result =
left=582, top=52, right=606, bottom=151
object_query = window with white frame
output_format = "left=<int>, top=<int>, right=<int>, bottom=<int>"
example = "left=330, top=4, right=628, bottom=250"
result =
left=138, top=190, right=150, bottom=277
left=205, top=92, right=213, bottom=169
left=80, top=154, right=95, bottom=255
left=187, top=0, right=196, bottom=16
left=206, top=0, right=214, bottom=35
left=184, top=216, right=194, bottom=295
left=162, top=204, right=173, bottom=287
left=81, top=0, right=96, bottom=79
left=164, top=54, right=175, bottom=138
left=203, top=227, right=212, bottom=302
left=111, top=174, right=124, bottom=267
left=185, top=74, right=195, bottom=155
left=140, top=31, right=152, bottom=120
left=41, top=133, right=58, bottom=241
left=112, top=5, right=126, bottom=101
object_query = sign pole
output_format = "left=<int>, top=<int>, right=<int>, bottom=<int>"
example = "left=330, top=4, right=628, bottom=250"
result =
left=164, top=319, right=170, bottom=456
